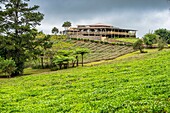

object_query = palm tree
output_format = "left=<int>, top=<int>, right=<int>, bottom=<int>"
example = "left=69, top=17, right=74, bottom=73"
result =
left=75, top=48, right=89, bottom=67
left=53, top=50, right=73, bottom=69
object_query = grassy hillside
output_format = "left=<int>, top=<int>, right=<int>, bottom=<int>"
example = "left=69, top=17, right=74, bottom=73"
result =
left=27, top=38, right=134, bottom=68
left=72, top=40, right=134, bottom=63
left=0, top=49, right=170, bottom=112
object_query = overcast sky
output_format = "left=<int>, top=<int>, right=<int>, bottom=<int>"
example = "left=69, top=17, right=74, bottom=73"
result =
left=30, top=0, right=170, bottom=37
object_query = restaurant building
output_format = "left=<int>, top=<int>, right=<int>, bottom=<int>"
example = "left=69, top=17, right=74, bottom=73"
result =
left=67, top=23, right=137, bottom=38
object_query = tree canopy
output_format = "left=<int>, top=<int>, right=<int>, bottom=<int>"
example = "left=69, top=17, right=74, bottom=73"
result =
left=75, top=48, right=90, bottom=66
left=143, top=33, right=158, bottom=47
left=62, top=21, right=71, bottom=30
left=0, top=0, right=49, bottom=75
left=133, top=39, right=145, bottom=53
left=51, top=27, right=59, bottom=35
left=154, top=28, right=170, bottom=44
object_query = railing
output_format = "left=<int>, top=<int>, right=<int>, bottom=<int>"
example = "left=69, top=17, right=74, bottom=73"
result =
left=68, top=31, right=136, bottom=36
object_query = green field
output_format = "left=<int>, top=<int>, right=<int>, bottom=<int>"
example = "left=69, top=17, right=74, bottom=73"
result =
left=0, top=49, right=170, bottom=112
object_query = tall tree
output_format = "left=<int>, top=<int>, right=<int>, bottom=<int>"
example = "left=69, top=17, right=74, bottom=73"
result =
left=143, top=33, right=158, bottom=47
left=155, top=28, right=170, bottom=44
left=133, top=39, right=145, bottom=53
left=0, top=0, right=46, bottom=75
left=51, top=27, right=59, bottom=35
left=62, top=21, right=71, bottom=30
left=75, top=48, right=89, bottom=67
left=62, top=21, right=71, bottom=35
left=157, top=38, right=167, bottom=51
left=53, top=50, right=73, bottom=69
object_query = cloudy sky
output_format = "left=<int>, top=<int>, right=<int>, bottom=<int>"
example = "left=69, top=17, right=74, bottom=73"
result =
left=30, top=0, right=170, bottom=37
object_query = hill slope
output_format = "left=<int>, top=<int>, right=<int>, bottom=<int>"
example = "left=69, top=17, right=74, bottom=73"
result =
left=72, top=40, right=134, bottom=63
left=0, top=50, right=170, bottom=112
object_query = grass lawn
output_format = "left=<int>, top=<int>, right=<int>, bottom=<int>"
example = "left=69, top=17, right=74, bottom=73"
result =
left=0, top=49, right=170, bottom=112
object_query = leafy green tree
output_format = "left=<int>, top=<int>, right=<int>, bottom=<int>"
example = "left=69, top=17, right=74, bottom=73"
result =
left=0, top=0, right=46, bottom=75
left=157, top=38, right=167, bottom=51
left=51, top=27, right=59, bottom=35
left=53, top=55, right=64, bottom=69
left=143, top=33, right=158, bottom=47
left=155, top=28, right=170, bottom=44
left=39, top=35, right=53, bottom=68
left=133, top=39, right=145, bottom=53
left=53, top=50, right=73, bottom=69
left=62, top=21, right=72, bottom=30
left=75, top=48, right=90, bottom=67
left=53, top=55, right=72, bottom=69
left=62, top=21, right=71, bottom=36
left=57, top=50, right=73, bottom=56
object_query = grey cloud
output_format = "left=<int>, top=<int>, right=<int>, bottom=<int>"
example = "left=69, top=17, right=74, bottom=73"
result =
left=35, top=0, right=168, bottom=14
left=30, top=0, right=170, bottom=36
left=31, top=0, right=169, bottom=23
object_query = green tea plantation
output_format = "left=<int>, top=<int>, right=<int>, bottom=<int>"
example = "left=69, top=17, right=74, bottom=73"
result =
left=0, top=50, right=170, bottom=112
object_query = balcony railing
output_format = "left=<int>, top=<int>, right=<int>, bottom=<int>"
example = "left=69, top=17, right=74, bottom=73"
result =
left=68, top=31, right=136, bottom=36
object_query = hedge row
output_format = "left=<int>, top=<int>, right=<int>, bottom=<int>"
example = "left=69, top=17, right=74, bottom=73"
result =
left=71, top=37, right=133, bottom=46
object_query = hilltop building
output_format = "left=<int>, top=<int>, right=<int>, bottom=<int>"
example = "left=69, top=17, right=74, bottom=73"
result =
left=66, top=23, right=137, bottom=39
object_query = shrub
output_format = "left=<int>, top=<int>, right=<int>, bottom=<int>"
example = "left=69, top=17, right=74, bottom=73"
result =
left=100, top=41, right=104, bottom=44
left=126, top=43, right=133, bottom=46
left=0, top=58, right=16, bottom=77
left=119, top=42, right=125, bottom=46
left=143, top=33, right=158, bottom=47
left=157, top=38, right=167, bottom=51
left=115, top=42, right=119, bottom=45
left=90, top=40, right=95, bottom=43
left=94, top=40, right=100, bottom=43
left=83, top=39, right=89, bottom=42
left=104, top=42, right=109, bottom=44
left=71, top=38, right=77, bottom=40
left=111, top=42, right=116, bottom=45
